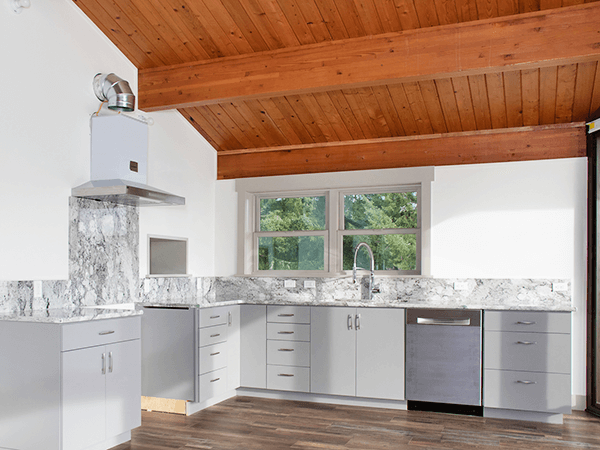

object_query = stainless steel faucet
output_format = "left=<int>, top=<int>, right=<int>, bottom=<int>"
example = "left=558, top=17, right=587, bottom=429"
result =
left=352, top=242, right=379, bottom=300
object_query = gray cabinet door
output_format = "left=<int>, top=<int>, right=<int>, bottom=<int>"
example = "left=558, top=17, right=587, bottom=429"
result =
left=227, top=305, right=241, bottom=391
left=62, top=346, right=106, bottom=450
left=240, top=305, right=267, bottom=388
left=106, top=339, right=141, bottom=438
left=356, top=308, right=405, bottom=400
left=311, top=306, right=356, bottom=396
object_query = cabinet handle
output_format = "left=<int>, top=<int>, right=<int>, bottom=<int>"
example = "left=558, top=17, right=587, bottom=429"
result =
left=228, top=311, right=232, bottom=325
left=516, top=380, right=537, bottom=385
left=348, top=315, right=353, bottom=330
left=99, top=330, right=115, bottom=335
left=210, top=352, right=221, bottom=356
left=210, top=315, right=220, bottom=319
left=210, top=378, right=220, bottom=383
left=278, top=348, right=294, bottom=352
left=108, top=351, right=113, bottom=373
left=278, top=313, right=294, bottom=317
left=355, top=314, right=361, bottom=330
left=210, top=334, right=221, bottom=338
left=101, top=353, right=106, bottom=375
left=278, top=373, right=294, bottom=377
left=515, top=321, right=536, bottom=325
left=516, top=341, right=537, bottom=345
left=278, top=331, right=294, bottom=335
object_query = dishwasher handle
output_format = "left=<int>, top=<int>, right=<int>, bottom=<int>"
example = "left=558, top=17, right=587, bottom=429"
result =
left=416, top=317, right=471, bottom=326
left=407, top=309, right=481, bottom=327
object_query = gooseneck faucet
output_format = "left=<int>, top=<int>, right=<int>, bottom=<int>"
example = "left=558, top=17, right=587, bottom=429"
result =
left=352, top=242, right=377, bottom=300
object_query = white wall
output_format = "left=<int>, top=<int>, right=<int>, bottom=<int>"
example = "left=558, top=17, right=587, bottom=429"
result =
left=214, top=180, right=238, bottom=276
left=139, top=112, right=217, bottom=276
left=0, top=0, right=217, bottom=281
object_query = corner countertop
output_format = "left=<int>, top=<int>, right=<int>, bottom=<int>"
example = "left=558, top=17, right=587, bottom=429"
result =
left=0, top=306, right=142, bottom=324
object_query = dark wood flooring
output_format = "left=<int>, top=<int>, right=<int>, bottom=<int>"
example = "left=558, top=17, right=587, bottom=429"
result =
left=111, top=396, right=600, bottom=449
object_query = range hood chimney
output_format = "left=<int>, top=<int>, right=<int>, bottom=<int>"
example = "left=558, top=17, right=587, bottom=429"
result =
left=72, top=112, right=185, bottom=207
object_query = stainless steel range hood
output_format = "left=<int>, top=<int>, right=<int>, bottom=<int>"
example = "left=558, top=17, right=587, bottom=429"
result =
left=72, top=112, right=185, bottom=207
left=72, top=179, right=185, bottom=206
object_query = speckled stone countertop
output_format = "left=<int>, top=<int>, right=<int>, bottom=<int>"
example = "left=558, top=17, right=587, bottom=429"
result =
left=0, top=307, right=142, bottom=323
left=138, top=297, right=575, bottom=312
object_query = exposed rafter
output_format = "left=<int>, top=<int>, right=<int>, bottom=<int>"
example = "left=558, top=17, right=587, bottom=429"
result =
left=139, top=3, right=600, bottom=111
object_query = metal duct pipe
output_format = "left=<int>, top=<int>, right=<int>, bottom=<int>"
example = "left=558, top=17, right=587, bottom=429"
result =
left=93, top=73, right=135, bottom=112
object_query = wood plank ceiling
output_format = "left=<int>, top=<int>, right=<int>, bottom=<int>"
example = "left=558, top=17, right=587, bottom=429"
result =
left=73, top=0, right=600, bottom=179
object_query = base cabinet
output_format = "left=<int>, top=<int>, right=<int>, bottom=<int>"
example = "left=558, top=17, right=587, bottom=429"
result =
left=240, top=305, right=267, bottom=389
left=310, top=307, right=405, bottom=400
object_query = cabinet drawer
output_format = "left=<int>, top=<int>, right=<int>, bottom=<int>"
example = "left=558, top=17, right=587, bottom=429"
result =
left=484, top=311, right=570, bottom=334
left=267, top=306, right=310, bottom=324
left=267, top=365, right=310, bottom=392
left=62, top=317, right=141, bottom=352
left=484, top=331, right=570, bottom=373
left=199, top=342, right=227, bottom=375
left=484, top=369, right=570, bottom=414
left=199, top=368, right=228, bottom=403
left=267, top=323, right=310, bottom=342
left=199, top=307, right=228, bottom=328
left=267, top=340, right=310, bottom=367
left=199, top=324, right=227, bottom=347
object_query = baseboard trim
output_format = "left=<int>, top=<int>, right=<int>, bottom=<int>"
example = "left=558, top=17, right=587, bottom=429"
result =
left=186, top=390, right=237, bottom=416
left=84, top=431, right=131, bottom=450
left=235, top=388, right=408, bottom=410
left=572, top=395, right=586, bottom=411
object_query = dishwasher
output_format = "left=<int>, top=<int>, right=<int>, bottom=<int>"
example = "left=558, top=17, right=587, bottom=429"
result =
left=405, top=308, right=482, bottom=415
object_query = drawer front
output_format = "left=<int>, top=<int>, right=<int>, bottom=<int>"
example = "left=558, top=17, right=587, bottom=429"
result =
left=267, top=306, right=310, bottom=324
left=267, top=323, right=310, bottom=342
left=199, top=324, right=227, bottom=347
left=267, top=340, right=310, bottom=367
left=484, top=369, right=571, bottom=414
left=199, top=307, right=228, bottom=328
left=484, top=331, right=570, bottom=373
left=199, top=367, right=228, bottom=403
left=484, top=311, right=570, bottom=334
left=199, top=342, right=228, bottom=375
left=62, top=316, right=141, bottom=352
left=267, top=365, right=310, bottom=393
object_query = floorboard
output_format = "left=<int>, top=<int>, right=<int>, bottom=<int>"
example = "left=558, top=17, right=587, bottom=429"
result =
left=110, top=397, right=600, bottom=450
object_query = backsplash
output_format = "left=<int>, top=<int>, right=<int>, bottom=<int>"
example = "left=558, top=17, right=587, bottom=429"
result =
left=0, top=197, right=572, bottom=312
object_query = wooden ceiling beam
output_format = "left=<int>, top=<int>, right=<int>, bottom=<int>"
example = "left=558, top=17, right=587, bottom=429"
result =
left=139, top=3, right=600, bottom=111
left=216, top=123, right=586, bottom=179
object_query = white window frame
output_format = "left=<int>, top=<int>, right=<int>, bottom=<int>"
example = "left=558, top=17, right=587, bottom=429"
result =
left=339, top=186, right=421, bottom=276
left=236, top=167, right=434, bottom=277
left=253, top=191, right=329, bottom=276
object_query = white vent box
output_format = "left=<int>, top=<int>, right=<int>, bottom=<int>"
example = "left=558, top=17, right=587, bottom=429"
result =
left=90, top=114, right=148, bottom=184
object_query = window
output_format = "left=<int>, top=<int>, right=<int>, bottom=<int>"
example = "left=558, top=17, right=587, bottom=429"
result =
left=236, top=167, right=433, bottom=276
left=342, top=188, right=420, bottom=275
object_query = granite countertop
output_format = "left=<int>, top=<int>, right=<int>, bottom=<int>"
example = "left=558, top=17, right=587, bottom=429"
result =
left=0, top=307, right=142, bottom=324
left=138, top=297, right=576, bottom=312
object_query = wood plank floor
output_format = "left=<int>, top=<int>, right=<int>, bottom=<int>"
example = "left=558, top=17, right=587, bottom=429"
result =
left=111, top=396, right=600, bottom=449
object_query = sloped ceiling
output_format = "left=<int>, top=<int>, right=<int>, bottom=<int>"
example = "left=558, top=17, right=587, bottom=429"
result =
left=73, top=0, right=600, bottom=178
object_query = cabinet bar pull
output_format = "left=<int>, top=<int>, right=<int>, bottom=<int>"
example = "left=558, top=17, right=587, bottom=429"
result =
left=210, top=315, right=220, bottom=319
left=101, top=353, right=106, bottom=374
left=348, top=314, right=353, bottom=330
left=228, top=311, right=232, bottom=325
left=516, top=380, right=537, bottom=384
left=210, top=352, right=221, bottom=356
left=99, top=330, right=115, bottom=335
left=278, top=373, right=294, bottom=377
left=516, top=321, right=536, bottom=325
left=278, top=331, right=294, bottom=334
left=355, top=314, right=361, bottom=330
left=108, top=351, right=113, bottom=373
left=516, top=341, right=537, bottom=345
left=210, top=334, right=220, bottom=338
left=210, top=378, right=220, bottom=383
left=278, top=348, right=294, bottom=352
left=417, top=317, right=470, bottom=326
left=278, top=313, right=294, bottom=317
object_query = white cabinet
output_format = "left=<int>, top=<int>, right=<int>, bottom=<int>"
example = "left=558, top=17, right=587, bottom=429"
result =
left=197, top=306, right=230, bottom=403
left=240, top=305, right=267, bottom=388
left=310, top=307, right=405, bottom=400
left=226, top=305, right=241, bottom=391
left=483, top=311, right=571, bottom=421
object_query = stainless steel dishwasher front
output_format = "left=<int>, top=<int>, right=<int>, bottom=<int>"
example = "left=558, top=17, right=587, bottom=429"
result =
left=405, top=308, right=482, bottom=407
left=141, top=305, right=196, bottom=401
